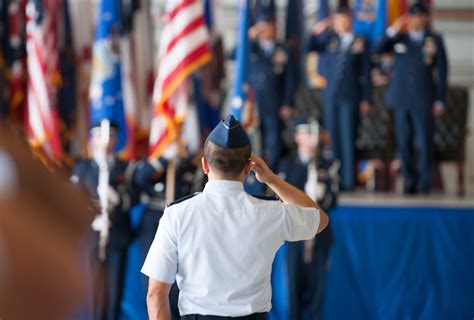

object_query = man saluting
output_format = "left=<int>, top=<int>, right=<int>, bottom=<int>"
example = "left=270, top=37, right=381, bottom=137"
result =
left=142, top=115, right=329, bottom=319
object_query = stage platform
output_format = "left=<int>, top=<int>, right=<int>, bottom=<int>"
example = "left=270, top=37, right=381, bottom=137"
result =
left=70, top=192, right=474, bottom=320
left=339, top=191, right=474, bottom=207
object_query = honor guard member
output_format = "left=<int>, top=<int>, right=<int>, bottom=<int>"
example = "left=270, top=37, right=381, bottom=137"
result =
left=374, top=2, right=448, bottom=193
left=308, top=6, right=372, bottom=190
left=133, top=155, right=204, bottom=320
left=71, top=122, right=133, bottom=320
left=248, top=0, right=295, bottom=169
left=277, top=118, right=338, bottom=319
left=142, top=115, right=329, bottom=319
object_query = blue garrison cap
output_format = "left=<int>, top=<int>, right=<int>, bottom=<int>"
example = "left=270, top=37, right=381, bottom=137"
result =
left=256, top=0, right=276, bottom=23
left=207, top=115, right=250, bottom=148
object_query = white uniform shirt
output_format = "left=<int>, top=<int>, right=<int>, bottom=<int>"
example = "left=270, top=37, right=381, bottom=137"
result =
left=141, top=180, right=320, bottom=316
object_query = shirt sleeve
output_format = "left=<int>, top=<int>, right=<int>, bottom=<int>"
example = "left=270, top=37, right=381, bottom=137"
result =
left=280, top=204, right=320, bottom=242
left=141, top=208, right=178, bottom=284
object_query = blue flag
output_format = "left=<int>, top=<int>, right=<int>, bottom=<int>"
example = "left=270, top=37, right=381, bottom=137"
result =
left=204, top=0, right=213, bottom=29
left=229, top=0, right=252, bottom=121
left=89, top=0, right=127, bottom=151
left=353, top=0, right=387, bottom=43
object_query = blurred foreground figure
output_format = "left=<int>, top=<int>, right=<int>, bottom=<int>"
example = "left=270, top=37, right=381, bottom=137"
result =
left=0, top=125, right=92, bottom=320
left=374, top=2, right=448, bottom=194
left=71, top=122, right=134, bottom=320
left=308, top=6, right=371, bottom=191
left=278, top=119, right=338, bottom=319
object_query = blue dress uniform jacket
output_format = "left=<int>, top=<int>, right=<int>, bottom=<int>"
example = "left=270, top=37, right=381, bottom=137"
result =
left=374, top=30, right=448, bottom=191
left=248, top=41, right=295, bottom=169
left=277, top=152, right=337, bottom=319
left=308, top=32, right=372, bottom=104
left=308, top=32, right=371, bottom=189
left=72, top=158, right=133, bottom=320
left=374, top=31, right=448, bottom=110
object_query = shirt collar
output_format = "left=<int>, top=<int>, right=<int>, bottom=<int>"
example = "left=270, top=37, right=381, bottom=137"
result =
left=203, top=180, right=245, bottom=194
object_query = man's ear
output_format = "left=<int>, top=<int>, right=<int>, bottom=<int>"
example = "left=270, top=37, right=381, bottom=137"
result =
left=243, top=159, right=252, bottom=176
left=201, top=157, right=209, bottom=175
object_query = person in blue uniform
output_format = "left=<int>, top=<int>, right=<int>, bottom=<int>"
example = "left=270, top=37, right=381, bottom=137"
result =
left=277, top=118, right=338, bottom=319
left=247, top=0, right=295, bottom=170
left=142, top=115, right=329, bottom=319
left=132, top=154, right=204, bottom=320
left=308, top=6, right=372, bottom=191
left=374, top=2, right=448, bottom=194
left=71, top=122, right=133, bottom=320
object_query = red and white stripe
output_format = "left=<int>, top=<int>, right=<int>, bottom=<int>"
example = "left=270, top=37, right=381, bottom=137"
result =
left=25, top=0, right=63, bottom=163
left=149, top=0, right=211, bottom=159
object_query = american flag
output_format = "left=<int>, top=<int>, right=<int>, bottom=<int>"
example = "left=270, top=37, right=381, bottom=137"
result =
left=149, top=0, right=211, bottom=159
left=25, top=0, right=62, bottom=164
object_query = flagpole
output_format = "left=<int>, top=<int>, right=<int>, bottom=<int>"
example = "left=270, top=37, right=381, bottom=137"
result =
left=166, top=159, right=176, bottom=204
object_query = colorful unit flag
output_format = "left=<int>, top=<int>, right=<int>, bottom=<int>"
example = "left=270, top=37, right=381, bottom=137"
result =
left=229, top=0, right=252, bottom=121
left=353, top=0, right=387, bottom=44
left=388, top=0, right=407, bottom=25
left=25, top=0, right=63, bottom=164
left=89, top=0, right=128, bottom=154
left=148, top=0, right=211, bottom=159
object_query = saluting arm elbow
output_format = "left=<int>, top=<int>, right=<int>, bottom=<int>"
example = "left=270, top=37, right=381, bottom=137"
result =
left=317, top=210, right=329, bottom=234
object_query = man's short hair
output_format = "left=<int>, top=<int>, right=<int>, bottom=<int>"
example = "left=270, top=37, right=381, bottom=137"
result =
left=204, top=139, right=251, bottom=177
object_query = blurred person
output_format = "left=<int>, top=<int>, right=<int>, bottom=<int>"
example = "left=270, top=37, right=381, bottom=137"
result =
left=0, top=125, right=92, bottom=320
left=132, top=152, right=204, bottom=320
left=71, top=122, right=134, bottom=320
left=142, top=115, right=328, bottom=319
left=308, top=6, right=372, bottom=191
left=277, top=118, right=338, bottom=319
left=248, top=0, right=295, bottom=169
left=374, top=2, right=447, bottom=194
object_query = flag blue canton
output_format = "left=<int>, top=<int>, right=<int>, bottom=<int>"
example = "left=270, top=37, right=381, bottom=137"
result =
left=89, top=0, right=126, bottom=151
left=229, top=0, right=252, bottom=121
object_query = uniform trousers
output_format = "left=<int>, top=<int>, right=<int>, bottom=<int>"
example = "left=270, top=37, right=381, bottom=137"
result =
left=393, top=105, right=433, bottom=191
left=323, top=98, right=357, bottom=190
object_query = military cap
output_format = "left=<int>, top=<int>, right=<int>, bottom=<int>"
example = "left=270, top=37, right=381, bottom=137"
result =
left=207, top=115, right=250, bottom=148
left=409, top=2, right=430, bottom=15
left=294, top=117, right=320, bottom=134
left=256, top=0, right=276, bottom=23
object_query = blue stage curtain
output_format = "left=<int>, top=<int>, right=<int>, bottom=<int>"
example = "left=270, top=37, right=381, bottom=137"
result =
left=322, top=205, right=474, bottom=320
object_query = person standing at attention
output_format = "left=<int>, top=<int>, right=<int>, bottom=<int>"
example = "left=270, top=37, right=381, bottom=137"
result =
left=142, top=115, right=329, bottom=319
left=374, top=2, right=448, bottom=194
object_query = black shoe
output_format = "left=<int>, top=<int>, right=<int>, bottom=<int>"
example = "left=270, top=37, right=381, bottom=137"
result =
left=403, top=186, right=417, bottom=195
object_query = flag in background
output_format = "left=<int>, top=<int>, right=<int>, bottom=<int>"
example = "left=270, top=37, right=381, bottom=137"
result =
left=285, top=0, right=304, bottom=86
left=131, top=0, right=154, bottom=152
left=6, top=0, right=27, bottom=124
left=353, top=0, right=387, bottom=44
left=25, top=0, right=63, bottom=164
left=388, top=0, right=407, bottom=25
left=57, top=0, right=76, bottom=157
left=229, top=0, right=252, bottom=121
left=118, top=0, right=140, bottom=160
left=68, top=0, right=94, bottom=157
left=0, top=0, right=7, bottom=118
left=89, top=0, right=128, bottom=154
left=148, top=0, right=211, bottom=160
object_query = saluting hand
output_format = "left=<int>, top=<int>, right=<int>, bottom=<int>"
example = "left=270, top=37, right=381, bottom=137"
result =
left=249, top=153, right=276, bottom=185
left=312, top=18, right=331, bottom=36
left=390, top=15, right=408, bottom=35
